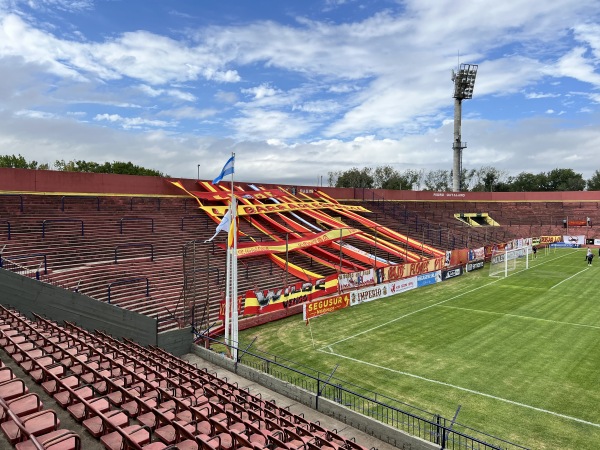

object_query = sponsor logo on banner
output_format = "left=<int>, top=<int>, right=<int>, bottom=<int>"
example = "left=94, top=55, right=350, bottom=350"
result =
left=563, top=235, right=585, bottom=245
left=303, top=293, right=350, bottom=321
left=202, top=201, right=370, bottom=217
left=532, top=237, right=541, bottom=245
left=442, top=267, right=463, bottom=281
left=468, top=247, right=485, bottom=262
left=338, top=269, right=375, bottom=291
left=237, top=228, right=361, bottom=258
left=244, top=274, right=338, bottom=315
left=550, top=242, right=579, bottom=248
left=350, top=285, right=388, bottom=306
left=417, top=271, right=440, bottom=287
left=382, top=257, right=445, bottom=282
left=595, top=239, right=600, bottom=246
left=540, top=236, right=562, bottom=244
left=389, top=277, right=417, bottom=294
left=466, top=261, right=485, bottom=272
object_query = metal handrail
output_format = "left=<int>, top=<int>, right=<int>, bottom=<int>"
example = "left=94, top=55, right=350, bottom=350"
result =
left=198, top=335, right=528, bottom=450
left=0, top=194, right=23, bottom=212
left=114, top=243, right=154, bottom=263
left=42, top=219, right=84, bottom=238
left=119, top=217, right=154, bottom=234
left=60, top=195, right=100, bottom=211
left=107, top=277, right=149, bottom=303
left=0, top=253, right=47, bottom=275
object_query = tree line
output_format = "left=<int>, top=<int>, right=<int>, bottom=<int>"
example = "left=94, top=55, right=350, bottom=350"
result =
left=328, top=165, right=600, bottom=191
left=0, top=154, right=167, bottom=177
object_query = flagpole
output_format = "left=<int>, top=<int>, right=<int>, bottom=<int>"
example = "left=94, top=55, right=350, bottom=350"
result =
left=230, top=152, right=238, bottom=361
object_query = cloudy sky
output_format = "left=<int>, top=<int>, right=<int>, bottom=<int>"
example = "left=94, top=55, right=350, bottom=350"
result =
left=1, top=0, right=600, bottom=187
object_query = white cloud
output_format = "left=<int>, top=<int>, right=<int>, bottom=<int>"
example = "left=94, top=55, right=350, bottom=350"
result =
left=94, top=113, right=175, bottom=130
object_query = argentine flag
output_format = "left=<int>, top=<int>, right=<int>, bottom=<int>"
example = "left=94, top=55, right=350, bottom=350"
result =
left=212, top=155, right=235, bottom=184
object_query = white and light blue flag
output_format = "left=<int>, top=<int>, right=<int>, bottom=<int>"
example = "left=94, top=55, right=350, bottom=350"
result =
left=212, top=155, right=235, bottom=184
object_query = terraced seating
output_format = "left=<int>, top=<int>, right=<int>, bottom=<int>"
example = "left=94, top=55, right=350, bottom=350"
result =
left=0, top=306, right=375, bottom=450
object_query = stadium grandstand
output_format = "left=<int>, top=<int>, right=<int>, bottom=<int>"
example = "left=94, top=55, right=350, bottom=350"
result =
left=0, top=167, right=598, bottom=449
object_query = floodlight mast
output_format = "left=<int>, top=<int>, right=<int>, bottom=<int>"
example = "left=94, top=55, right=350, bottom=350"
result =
left=451, top=63, right=478, bottom=192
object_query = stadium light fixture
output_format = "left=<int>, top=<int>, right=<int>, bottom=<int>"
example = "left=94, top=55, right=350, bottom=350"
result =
left=451, top=63, right=478, bottom=192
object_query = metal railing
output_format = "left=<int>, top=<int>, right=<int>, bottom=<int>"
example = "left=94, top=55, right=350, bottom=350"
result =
left=200, top=336, right=528, bottom=450
left=114, top=243, right=154, bottom=263
left=42, top=219, right=84, bottom=238
left=107, top=277, right=149, bottom=303
left=119, top=217, right=154, bottom=234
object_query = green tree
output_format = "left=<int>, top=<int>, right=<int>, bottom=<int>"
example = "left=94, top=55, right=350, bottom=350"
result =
left=331, top=167, right=374, bottom=188
left=509, top=172, right=545, bottom=191
left=423, top=169, right=451, bottom=191
left=471, top=166, right=508, bottom=192
left=54, top=159, right=166, bottom=177
left=587, top=170, right=600, bottom=191
left=545, top=168, right=585, bottom=191
left=0, top=154, right=49, bottom=169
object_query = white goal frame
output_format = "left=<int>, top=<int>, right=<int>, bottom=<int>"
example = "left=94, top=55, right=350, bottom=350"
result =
left=489, top=245, right=531, bottom=278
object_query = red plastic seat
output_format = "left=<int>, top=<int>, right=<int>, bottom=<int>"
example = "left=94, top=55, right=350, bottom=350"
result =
left=0, top=378, right=29, bottom=401
left=100, top=424, right=151, bottom=450
left=54, top=385, right=94, bottom=409
left=0, top=393, right=44, bottom=422
left=1, top=409, right=60, bottom=445
left=15, top=429, right=81, bottom=450
left=82, top=409, right=129, bottom=438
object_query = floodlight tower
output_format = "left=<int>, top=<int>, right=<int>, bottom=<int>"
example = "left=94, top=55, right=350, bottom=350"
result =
left=451, top=63, right=478, bottom=192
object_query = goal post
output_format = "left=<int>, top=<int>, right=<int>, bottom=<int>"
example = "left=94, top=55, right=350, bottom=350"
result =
left=489, top=245, right=531, bottom=278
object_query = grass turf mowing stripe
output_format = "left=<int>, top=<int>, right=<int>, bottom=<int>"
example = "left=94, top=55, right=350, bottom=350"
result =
left=438, top=305, right=600, bottom=330
left=318, top=250, right=573, bottom=351
left=318, top=348, right=600, bottom=429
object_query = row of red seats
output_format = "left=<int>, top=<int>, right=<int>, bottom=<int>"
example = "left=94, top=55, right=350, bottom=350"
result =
left=0, top=306, right=375, bottom=450
left=0, top=345, right=80, bottom=449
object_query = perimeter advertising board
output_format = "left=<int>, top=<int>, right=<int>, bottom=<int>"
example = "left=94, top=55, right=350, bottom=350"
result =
left=303, top=293, right=351, bottom=322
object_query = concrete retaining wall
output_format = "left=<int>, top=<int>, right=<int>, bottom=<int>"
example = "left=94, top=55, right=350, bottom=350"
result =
left=191, top=344, right=436, bottom=450
left=0, top=269, right=158, bottom=346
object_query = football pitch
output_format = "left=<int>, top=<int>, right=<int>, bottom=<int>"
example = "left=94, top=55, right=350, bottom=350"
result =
left=237, top=248, right=600, bottom=450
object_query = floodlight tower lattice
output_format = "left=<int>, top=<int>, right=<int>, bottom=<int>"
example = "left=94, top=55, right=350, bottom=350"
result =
left=451, top=63, right=478, bottom=192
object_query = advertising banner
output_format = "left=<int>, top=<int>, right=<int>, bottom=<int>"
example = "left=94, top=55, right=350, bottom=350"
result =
left=389, top=276, right=418, bottom=295
left=303, top=293, right=351, bottom=321
left=563, top=235, right=585, bottom=245
left=550, top=242, right=579, bottom=248
left=466, top=260, right=485, bottom=272
left=595, top=239, right=600, bottom=246
left=236, top=228, right=361, bottom=258
left=417, top=271, right=441, bottom=287
left=338, top=269, right=375, bottom=291
left=441, top=267, right=463, bottom=281
left=244, top=273, right=338, bottom=315
left=382, top=257, right=445, bottom=282
left=202, top=201, right=370, bottom=217
left=540, top=236, right=562, bottom=244
left=468, top=247, right=485, bottom=261
left=349, top=285, right=388, bottom=306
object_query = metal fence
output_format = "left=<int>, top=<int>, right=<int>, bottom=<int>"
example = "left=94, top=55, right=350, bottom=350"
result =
left=204, top=336, right=529, bottom=450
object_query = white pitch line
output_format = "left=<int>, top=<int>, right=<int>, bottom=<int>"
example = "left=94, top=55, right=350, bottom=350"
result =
left=439, top=305, right=600, bottom=330
left=550, top=267, right=590, bottom=290
left=320, top=348, right=600, bottom=429
left=318, top=251, right=571, bottom=351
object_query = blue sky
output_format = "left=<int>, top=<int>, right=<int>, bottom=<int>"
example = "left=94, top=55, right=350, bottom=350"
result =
left=1, top=0, right=600, bottom=187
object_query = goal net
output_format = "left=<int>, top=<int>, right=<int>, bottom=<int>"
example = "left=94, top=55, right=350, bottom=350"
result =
left=489, top=246, right=531, bottom=278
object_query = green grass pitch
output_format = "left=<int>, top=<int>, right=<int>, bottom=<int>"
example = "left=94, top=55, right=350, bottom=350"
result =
left=237, top=248, right=600, bottom=450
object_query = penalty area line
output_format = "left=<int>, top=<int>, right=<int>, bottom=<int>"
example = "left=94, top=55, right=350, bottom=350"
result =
left=550, top=267, right=590, bottom=290
left=319, top=349, right=600, bottom=429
